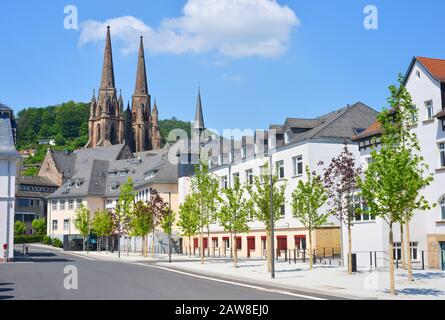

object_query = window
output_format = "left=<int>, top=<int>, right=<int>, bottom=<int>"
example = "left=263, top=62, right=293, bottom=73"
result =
left=60, top=200, right=65, bottom=210
left=416, top=70, right=421, bottom=80
left=52, top=220, right=58, bottom=231
left=245, top=169, right=253, bottom=185
left=292, top=156, right=303, bottom=176
left=18, top=199, right=29, bottom=207
left=76, top=199, right=82, bottom=208
left=442, top=119, right=445, bottom=132
left=440, top=143, right=445, bottom=168
left=440, top=197, right=445, bottom=220
left=276, top=160, right=284, bottom=179
left=106, top=199, right=113, bottom=206
left=280, top=205, right=285, bottom=218
left=68, top=199, right=74, bottom=210
left=351, top=194, right=374, bottom=221
left=425, top=100, right=434, bottom=120
left=64, top=219, right=70, bottom=231
left=410, top=242, right=418, bottom=260
left=221, top=176, right=228, bottom=189
left=52, top=200, right=57, bottom=210
left=393, top=242, right=402, bottom=261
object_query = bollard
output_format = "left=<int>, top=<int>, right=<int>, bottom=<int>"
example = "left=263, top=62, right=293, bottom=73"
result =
left=396, top=258, right=399, bottom=269
left=285, top=249, right=288, bottom=262
left=313, top=250, right=316, bottom=265
left=374, top=251, right=377, bottom=269
left=422, top=251, right=425, bottom=270
left=294, top=249, right=296, bottom=264
left=323, top=248, right=326, bottom=259
left=370, top=251, right=373, bottom=271
left=303, top=250, right=306, bottom=263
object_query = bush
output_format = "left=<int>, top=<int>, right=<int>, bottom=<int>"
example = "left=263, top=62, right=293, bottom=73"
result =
left=52, top=238, right=63, bottom=248
left=14, top=235, right=44, bottom=244
left=42, top=236, right=53, bottom=245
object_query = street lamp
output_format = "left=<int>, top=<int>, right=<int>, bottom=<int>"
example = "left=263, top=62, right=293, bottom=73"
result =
left=168, top=192, right=172, bottom=264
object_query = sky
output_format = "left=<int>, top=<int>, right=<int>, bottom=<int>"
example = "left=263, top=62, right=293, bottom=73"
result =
left=0, top=0, right=444, bottom=134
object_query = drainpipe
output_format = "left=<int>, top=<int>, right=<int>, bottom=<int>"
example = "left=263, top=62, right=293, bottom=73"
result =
left=5, top=159, right=12, bottom=262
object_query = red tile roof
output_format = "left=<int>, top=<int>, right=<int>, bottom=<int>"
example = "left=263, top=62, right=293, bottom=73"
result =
left=352, top=121, right=382, bottom=141
left=417, top=57, right=445, bottom=82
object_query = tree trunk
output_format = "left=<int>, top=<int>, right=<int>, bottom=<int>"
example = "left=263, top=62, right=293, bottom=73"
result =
left=389, top=224, right=396, bottom=295
left=266, top=229, right=271, bottom=272
left=400, top=223, right=406, bottom=270
left=188, top=236, right=192, bottom=257
left=348, top=225, right=352, bottom=275
left=406, top=222, right=413, bottom=282
left=106, top=236, right=108, bottom=253
left=233, top=233, right=238, bottom=268
left=309, top=228, right=313, bottom=270
left=230, top=231, right=233, bottom=259
left=152, top=229, right=155, bottom=258
left=207, top=226, right=210, bottom=258
left=83, top=235, right=86, bottom=252
left=200, top=227, right=204, bottom=264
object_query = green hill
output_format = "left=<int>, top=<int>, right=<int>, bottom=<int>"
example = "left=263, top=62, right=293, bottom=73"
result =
left=16, top=101, right=191, bottom=175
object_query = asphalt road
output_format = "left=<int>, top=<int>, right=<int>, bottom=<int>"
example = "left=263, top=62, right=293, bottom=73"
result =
left=0, top=245, right=340, bottom=300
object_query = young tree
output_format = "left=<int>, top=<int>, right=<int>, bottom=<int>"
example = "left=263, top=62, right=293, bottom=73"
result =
left=115, top=178, right=135, bottom=258
left=218, top=175, right=252, bottom=267
left=358, top=76, right=434, bottom=294
left=323, top=145, right=362, bottom=274
left=32, top=218, right=47, bottom=235
left=147, top=189, right=168, bottom=257
left=247, top=162, right=286, bottom=272
left=291, top=166, right=328, bottom=270
left=74, top=204, right=91, bottom=252
left=92, top=210, right=114, bottom=254
left=14, top=221, right=26, bottom=236
left=129, top=201, right=153, bottom=257
left=190, top=163, right=221, bottom=263
left=178, top=194, right=200, bottom=257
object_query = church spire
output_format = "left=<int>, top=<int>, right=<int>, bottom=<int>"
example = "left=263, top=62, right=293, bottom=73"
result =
left=100, top=26, right=115, bottom=90
left=134, top=36, right=148, bottom=95
left=194, top=87, right=205, bottom=132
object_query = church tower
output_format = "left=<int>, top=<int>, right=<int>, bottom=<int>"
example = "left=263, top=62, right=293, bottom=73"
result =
left=131, top=36, right=152, bottom=152
left=86, top=26, right=124, bottom=149
left=151, top=99, right=161, bottom=149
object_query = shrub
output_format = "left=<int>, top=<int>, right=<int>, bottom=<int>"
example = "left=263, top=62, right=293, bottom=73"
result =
left=52, top=238, right=63, bottom=248
left=42, top=236, right=53, bottom=245
left=14, top=235, right=44, bottom=244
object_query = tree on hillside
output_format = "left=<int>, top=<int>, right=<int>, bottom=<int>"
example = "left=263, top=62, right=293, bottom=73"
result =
left=178, top=194, right=201, bottom=257
left=115, top=178, right=135, bottom=258
left=323, top=145, right=362, bottom=274
left=217, top=175, right=252, bottom=267
left=74, top=204, right=92, bottom=252
left=291, top=166, right=328, bottom=270
left=247, top=162, right=286, bottom=272
left=92, top=210, right=114, bottom=254
left=358, top=76, right=434, bottom=294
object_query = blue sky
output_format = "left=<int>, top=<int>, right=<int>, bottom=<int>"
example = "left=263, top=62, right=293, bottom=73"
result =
left=1, top=0, right=444, bottom=133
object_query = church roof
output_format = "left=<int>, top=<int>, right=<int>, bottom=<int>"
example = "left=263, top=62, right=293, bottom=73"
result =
left=100, top=26, right=115, bottom=90
left=0, top=118, right=19, bottom=159
left=134, top=36, right=149, bottom=96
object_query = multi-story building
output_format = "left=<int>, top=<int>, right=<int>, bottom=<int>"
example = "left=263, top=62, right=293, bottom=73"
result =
left=178, top=100, right=378, bottom=258
left=0, top=117, right=20, bottom=262
left=350, top=56, right=445, bottom=270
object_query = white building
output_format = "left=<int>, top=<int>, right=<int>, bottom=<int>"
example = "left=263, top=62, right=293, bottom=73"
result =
left=0, top=117, right=20, bottom=262
left=178, top=101, right=378, bottom=258
left=348, top=56, right=445, bottom=270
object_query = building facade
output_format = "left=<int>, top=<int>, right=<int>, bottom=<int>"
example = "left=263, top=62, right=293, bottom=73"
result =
left=349, top=56, right=445, bottom=270
left=178, top=100, right=378, bottom=258
left=0, top=117, right=20, bottom=262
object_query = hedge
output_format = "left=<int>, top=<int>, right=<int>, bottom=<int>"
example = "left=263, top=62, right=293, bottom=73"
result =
left=14, top=235, right=44, bottom=244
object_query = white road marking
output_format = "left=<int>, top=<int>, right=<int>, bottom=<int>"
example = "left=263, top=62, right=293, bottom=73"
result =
left=127, top=262, right=326, bottom=300
left=62, top=251, right=98, bottom=261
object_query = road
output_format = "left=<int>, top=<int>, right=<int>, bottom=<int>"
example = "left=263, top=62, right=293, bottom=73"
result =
left=0, top=245, right=341, bottom=300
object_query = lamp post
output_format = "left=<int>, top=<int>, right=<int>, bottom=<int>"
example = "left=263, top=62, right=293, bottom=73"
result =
left=269, top=153, right=275, bottom=279
left=168, top=192, right=172, bottom=264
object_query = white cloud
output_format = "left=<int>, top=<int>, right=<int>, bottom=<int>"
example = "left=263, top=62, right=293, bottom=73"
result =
left=79, top=0, right=300, bottom=58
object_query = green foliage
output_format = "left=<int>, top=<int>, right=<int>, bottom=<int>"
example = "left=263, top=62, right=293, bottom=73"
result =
left=246, top=162, right=286, bottom=231
left=128, top=201, right=153, bottom=237
left=52, top=238, right=63, bottom=248
left=159, top=117, right=191, bottom=145
left=23, top=167, right=39, bottom=177
left=217, top=176, right=252, bottom=235
left=291, top=166, right=329, bottom=231
left=178, top=194, right=201, bottom=238
left=92, top=210, right=114, bottom=238
left=74, top=204, right=91, bottom=237
left=42, top=236, right=53, bottom=245
left=14, top=221, right=26, bottom=236
left=161, top=210, right=176, bottom=235
left=115, top=178, right=136, bottom=236
left=14, top=235, right=44, bottom=244
left=32, top=218, right=47, bottom=235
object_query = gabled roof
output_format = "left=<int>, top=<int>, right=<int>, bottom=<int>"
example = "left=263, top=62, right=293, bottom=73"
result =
left=352, top=120, right=382, bottom=141
left=0, top=118, right=19, bottom=159
left=17, top=176, right=59, bottom=187
left=416, top=57, right=445, bottom=82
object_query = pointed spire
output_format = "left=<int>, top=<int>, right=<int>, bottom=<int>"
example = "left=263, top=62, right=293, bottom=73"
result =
left=100, top=26, right=115, bottom=89
left=152, top=98, right=158, bottom=113
left=134, top=36, right=148, bottom=95
left=194, top=87, right=205, bottom=130
left=91, top=89, right=96, bottom=103
left=118, top=89, right=124, bottom=110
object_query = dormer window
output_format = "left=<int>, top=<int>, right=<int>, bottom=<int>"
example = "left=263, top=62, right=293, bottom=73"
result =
left=145, top=170, right=158, bottom=180
left=284, top=131, right=290, bottom=144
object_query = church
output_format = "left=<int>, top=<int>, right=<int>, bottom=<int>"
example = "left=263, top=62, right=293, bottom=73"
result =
left=85, top=26, right=161, bottom=153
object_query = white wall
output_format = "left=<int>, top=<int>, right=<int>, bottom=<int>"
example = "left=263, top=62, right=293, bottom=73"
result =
left=0, top=159, right=17, bottom=260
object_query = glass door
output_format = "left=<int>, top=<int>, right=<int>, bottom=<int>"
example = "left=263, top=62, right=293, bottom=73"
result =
left=440, top=242, right=445, bottom=271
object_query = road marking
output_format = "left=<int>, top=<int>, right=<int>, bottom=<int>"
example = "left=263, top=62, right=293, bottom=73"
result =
left=62, top=251, right=98, bottom=261
left=127, top=262, right=325, bottom=300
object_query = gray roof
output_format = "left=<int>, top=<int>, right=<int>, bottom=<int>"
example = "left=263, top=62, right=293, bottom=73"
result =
left=0, top=102, right=12, bottom=111
left=0, top=118, right=19, bottom=159
left=17, top=175, right=59, bottom=187
left=49, top=144, right=178, bottom=199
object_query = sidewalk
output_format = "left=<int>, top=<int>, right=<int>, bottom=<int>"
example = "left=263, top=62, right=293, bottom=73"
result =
left=155, top=259, right=445, bottom=300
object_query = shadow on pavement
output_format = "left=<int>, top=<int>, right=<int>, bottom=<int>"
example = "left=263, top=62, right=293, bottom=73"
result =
left=0, top=284, right=14, bottom=300
left=13, top=250, right=73, bottom=263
